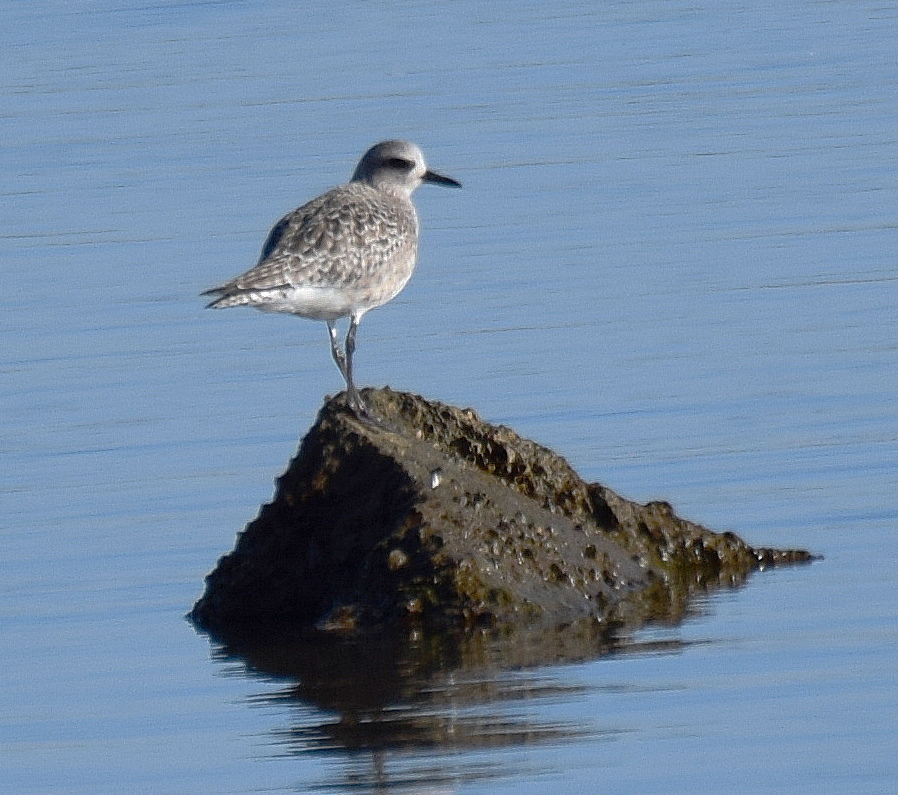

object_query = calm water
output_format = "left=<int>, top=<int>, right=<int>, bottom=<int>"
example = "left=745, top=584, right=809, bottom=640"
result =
left=3, top=1, right=897, bottom=792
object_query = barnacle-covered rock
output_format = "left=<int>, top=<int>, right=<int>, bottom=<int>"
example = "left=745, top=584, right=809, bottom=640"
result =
left=190, top=388, right=813, bottom=637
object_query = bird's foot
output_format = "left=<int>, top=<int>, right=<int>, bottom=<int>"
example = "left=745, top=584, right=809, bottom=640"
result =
left=344, top=389, right=400, bottom=433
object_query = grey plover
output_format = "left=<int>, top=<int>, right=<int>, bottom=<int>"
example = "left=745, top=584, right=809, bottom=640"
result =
left=202, top=140, right=460, bottom=416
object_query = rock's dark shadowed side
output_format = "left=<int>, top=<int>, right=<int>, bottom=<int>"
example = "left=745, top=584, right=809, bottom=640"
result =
left=190, top=388, right=812, bottom=637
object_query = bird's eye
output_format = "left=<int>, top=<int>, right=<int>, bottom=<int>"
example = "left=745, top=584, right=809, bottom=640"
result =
left=385, top=157, right=413, bottom=170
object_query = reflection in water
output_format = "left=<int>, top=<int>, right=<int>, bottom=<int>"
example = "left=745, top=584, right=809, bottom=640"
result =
left=210, top=621, right=687, bottom=791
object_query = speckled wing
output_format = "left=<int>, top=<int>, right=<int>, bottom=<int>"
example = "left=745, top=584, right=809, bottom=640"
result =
left=203, top=182, right=419, bottom=306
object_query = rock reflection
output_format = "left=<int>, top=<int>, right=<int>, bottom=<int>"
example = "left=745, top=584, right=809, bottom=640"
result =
left=210, top=620, right=637, bottom=791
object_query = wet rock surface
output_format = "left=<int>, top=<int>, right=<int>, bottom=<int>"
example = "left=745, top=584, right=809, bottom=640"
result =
left=191, top=388, right=813, bottom=637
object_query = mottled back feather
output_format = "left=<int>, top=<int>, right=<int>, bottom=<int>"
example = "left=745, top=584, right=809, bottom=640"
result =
left=207, top=183, right=418, bottom=301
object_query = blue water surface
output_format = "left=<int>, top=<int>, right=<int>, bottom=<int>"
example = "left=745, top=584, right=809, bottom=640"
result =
left=2, top=1, right=896, bottom=792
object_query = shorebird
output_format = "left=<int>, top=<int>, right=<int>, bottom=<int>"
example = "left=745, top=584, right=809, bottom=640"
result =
left=202, top=140, right=461, bottom=417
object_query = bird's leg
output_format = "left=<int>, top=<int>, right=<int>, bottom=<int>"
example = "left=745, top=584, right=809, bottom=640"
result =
left=328, top=316, right=390, bottom=429
left=343, top=312, right=368, bottom=415
left=327, top=320, right=349, bottom=382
